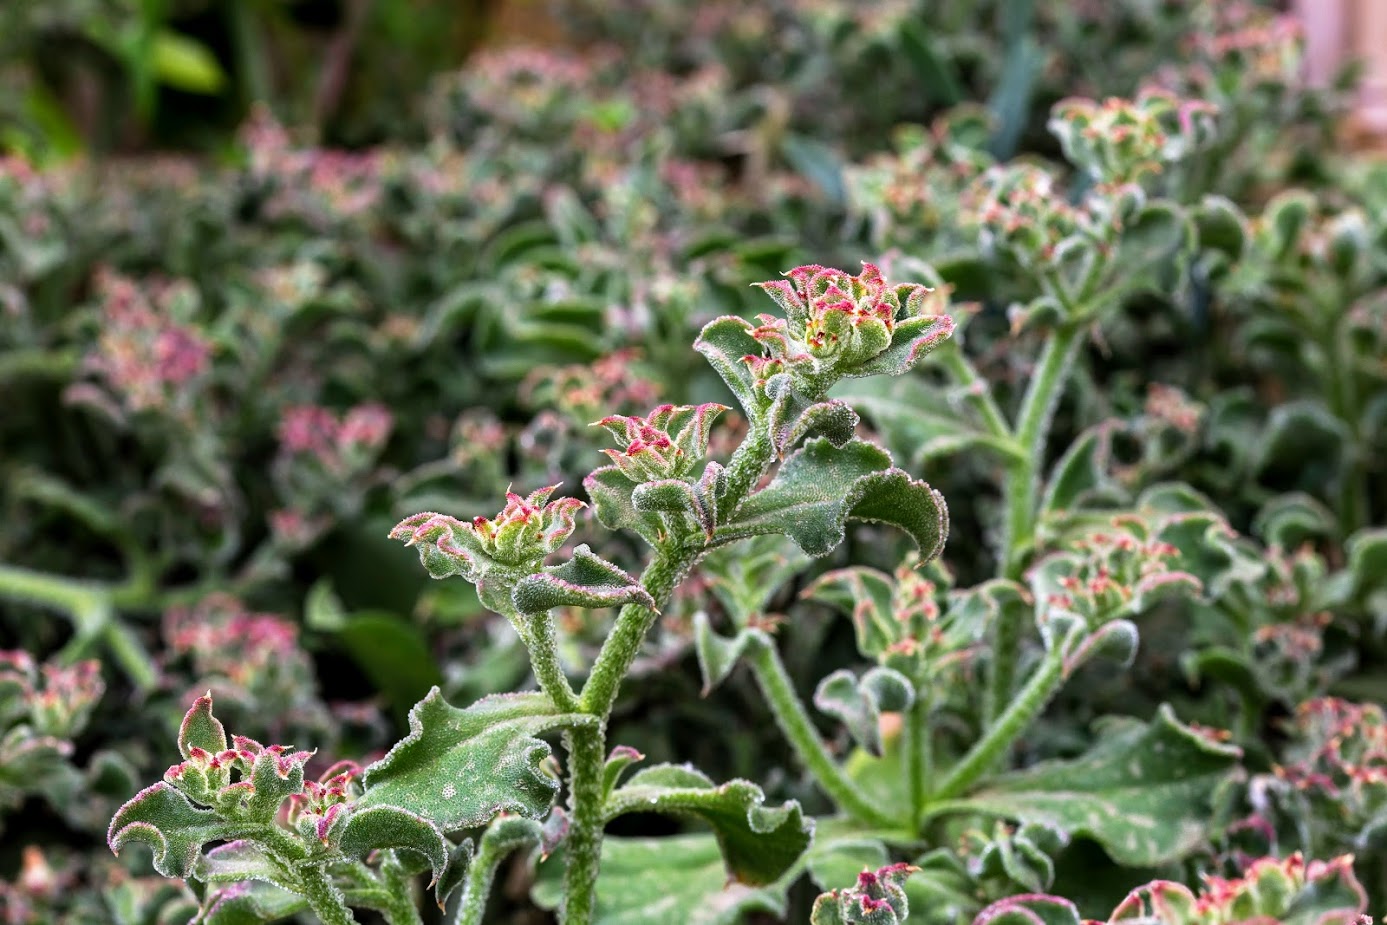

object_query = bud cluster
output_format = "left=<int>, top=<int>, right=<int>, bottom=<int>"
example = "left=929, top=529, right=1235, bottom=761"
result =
left=1049, top=90, right=1218, bottom=188
left=392, top=485, right=584, bottom=583
left=1275, top=698, right=1387, bottom=831
left=810, top=863, right=917, bottom=925
left=595, top=402, right=727, bottom=482
left=0, top=651, right=104, bottom=740
left=750, top=263, right=942, bottom=392
left=1032, top=515, right=1201, bottom=630
left=1109, top=852, right=1365, bottom=925
left=968, top=164, right=1095, bottom=269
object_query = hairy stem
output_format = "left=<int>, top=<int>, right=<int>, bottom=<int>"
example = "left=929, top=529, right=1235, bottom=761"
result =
left=378, top=852, right=424, bottom=925
left=745, top=636, right=895, bottom=828
left=934, top=647, right=1066, bottom=801
left=298, top=865, right=359, bottom=925
left=559, top=728, right=607, bottom=925
left=526, top=608, right=580, bottom=712
left=988, top=322, right=1083, bottom=725
left=935, top=345, right=1016, bottom=448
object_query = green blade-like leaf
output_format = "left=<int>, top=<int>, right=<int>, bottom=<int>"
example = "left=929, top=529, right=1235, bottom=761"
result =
left=359, top=689, right=593, bottom=832
left=833, top=377, right=1020, bottom=466
left=108, top=782, right=229, bottom=878
left=715, top=438, right=947, bottom=562
left=584, top=466, right=665, bottom=543
left=533, top=834, right=786, bottom=925
left=956, top=705, right=1241, bottom=866
left=603, top=764, right=813, bottom=886
left=694, top=316, right=762, bottom=420
left=692, top=613, right=765, bottom=694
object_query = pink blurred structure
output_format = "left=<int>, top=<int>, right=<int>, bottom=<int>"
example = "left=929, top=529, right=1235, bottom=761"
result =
left=1296, top=0, right=1387, bottom=134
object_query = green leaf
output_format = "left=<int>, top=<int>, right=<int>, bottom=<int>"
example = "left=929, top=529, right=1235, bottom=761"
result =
left=533, top=834, right=786, bottom=925
left=194, top=881, right=307, bottom=925
left=973, top=894, right=1082, bottom=925
left=150, top=30, right=227, bottom=94
left=108, top=783, right=229, bottom=878
left=335, top=611, right=444, bottom=718
left=814, top=667, right=914, bottom=757
left=584, top=466, right=665, bottom=543
left=715, top=438, right=948, bottom=562
left=694, top=316, right=763, bottom=420
left=781, top=134, right=846, bottom=206
left=899, top=20, right=963, bottom=105
left=512, top=544, right=654, bottom=614
left=198, top=841, right=292, bottom=889
left=178, top=694, right=228, bottom=759
left=359, top=689, right=593, bottom=831
left=604, top=764, right=813, bottom=886
left=956, top=705, right=1241, bottom=866
left=335, top=804, right=450, bottom=885
left=692, top=614, right=764, bottom=694
left=850, top=314, right=955, bottom=379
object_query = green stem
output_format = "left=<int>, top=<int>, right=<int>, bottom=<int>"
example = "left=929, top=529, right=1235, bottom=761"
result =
left=525, top=608, right=580, bottom=713
left=379, top=852, right=424, bottom=925
left=745, top=636, right=895, bottom=828
left=935, top=345, right=1015, bottom=446
left=298, top=865, right=358, bottom=925
left=988, top=322, right=1083, bottom=725
left=563, top=423, right=778, bottom=923
left=934, top=648, right=1066, bottom=801
left=559, top=729, right=606, bottom=925
left=905, top=686, right=932, bottom=829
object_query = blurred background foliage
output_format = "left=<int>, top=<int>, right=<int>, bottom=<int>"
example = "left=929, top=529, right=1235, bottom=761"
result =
left=3, top=0, right=1387, bottom=922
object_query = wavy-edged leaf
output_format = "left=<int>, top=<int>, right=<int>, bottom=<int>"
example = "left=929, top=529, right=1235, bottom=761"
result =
left=833, top=377, right=1019, bottom=467
left=512, top=545, right=654, bottom=615
left=716, top=438, right=947, bottom=562
left=108, top=782, right=228, bottom=878
left=958, top=705, right=1241, bottom=866
left=583, top=466, right=664, bottom=543
left=533, top=834, right=785, bottom=925
left=335, top=804, right=450, bottom=885
left=814, top=667, right=914, bottom=757
left=603, top=764, right=813, bottom=886
left=359, top=689, right=593, bottom=831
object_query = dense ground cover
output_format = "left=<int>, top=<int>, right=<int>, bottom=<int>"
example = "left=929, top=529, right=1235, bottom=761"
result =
left=2, top=2, right=1386, bottom=923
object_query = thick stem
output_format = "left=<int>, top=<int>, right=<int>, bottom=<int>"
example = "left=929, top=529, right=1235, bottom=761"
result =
left=559, top=729, right=607, bottom=925
left=745, top=636, right=895, bottom=828
left=934, top=648, right=1066, bottom=802
left=565, top=540, right=704, bottom=925
left=988, top=323, right=1083, bottom=725
left=298, top=865, right=359, bottom=925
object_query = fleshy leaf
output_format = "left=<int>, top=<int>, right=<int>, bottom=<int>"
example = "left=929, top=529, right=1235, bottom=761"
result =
left=178, top=694, right=228, bottom=760
left=533, top=834, right=785, bottom=925
left=604, top=764, right=813, bottom=885
left=715, top=438, right=947, bottom=562
left=335, top=804, right=450, bottom=886
left=814, top=667, right=914, bottom=757
left=958, top=705, right=1241, bottom=865
left=849, top=313, right=955, bottom=378
left=108, top=782, right=229, bottom=878
left=972, top=893, right=1083, bottom=925
left=584, top=466, right=665, bottom=542
left=603, top=746, right=646, bottom=798
left=511, top=545, right=655, bottom=614
left=695, top=315, right=763, bottom=420
left=359, top=688, right=593, bottom=831
left=197, top=841, right=289, bottom=888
